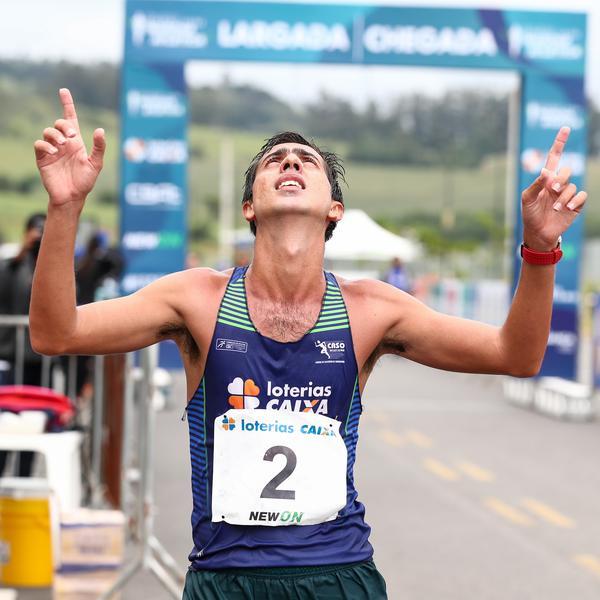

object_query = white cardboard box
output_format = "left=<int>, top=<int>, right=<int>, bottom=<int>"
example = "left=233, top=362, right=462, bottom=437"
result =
left=59, top=509, right=125, bottom=570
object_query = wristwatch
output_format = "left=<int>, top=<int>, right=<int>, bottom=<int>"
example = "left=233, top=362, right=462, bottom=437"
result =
left=520, top=237, right=563, bottom=265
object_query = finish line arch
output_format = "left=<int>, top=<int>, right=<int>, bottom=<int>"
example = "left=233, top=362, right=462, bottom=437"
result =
left=120, top=1, right=587, bottom=379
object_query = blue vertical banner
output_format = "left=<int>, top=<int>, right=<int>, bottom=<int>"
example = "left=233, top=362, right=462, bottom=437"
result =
left=119, top=62, right=188, bottom=294
left=513, top=73, right=587, bottom=379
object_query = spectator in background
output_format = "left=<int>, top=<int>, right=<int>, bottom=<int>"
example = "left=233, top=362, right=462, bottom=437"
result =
left=76, top=230, right=123, bottom=304
left=68, top=231, right=124, bottom=399
left=0, top=212, right=46, bottom=476
left=0, top=212, right=46, bottom=384
left=385, top=257, right=412, bottom=294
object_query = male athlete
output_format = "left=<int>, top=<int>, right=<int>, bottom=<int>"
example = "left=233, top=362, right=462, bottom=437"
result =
left=30, top=89, right=587, bottom=599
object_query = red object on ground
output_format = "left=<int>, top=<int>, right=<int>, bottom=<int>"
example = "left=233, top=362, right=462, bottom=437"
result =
left=0, top=385, right=75, bottom=428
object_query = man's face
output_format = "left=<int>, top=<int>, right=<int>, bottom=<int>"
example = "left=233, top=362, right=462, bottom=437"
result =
left=243, top=143, right=343, bottom=232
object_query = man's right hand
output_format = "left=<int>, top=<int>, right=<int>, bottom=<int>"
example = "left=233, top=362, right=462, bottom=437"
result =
left=34, top=88, right=106, bottom=207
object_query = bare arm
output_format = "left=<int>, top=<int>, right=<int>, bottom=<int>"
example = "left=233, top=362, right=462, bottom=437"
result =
left=376, top=278, right=551, bottom=378
left=29, top=89, right=184, bottom=356
left=374, top=127, right=587, bottom=377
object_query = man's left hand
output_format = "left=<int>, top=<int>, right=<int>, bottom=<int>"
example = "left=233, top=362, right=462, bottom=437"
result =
left=521, top=126, right=587, bottom=251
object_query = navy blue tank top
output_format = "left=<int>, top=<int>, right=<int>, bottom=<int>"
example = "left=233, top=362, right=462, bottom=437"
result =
left=186, top=266, right=373, bottom=569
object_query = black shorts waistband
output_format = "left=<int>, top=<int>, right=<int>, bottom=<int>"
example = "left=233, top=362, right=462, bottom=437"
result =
left=190, top=559, right=374, bottom=579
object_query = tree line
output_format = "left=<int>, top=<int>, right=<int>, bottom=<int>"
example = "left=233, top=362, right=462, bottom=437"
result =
left=1, top=59, right=599, bottom=167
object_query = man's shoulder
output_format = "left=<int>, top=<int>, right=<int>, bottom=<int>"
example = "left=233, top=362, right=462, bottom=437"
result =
left=149, top=267, right=232, bottom=288
left=336, top=274, right=409, bottom=303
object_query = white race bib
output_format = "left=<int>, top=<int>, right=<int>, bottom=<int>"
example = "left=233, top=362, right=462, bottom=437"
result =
left=212, top=409, right=347, bottom=526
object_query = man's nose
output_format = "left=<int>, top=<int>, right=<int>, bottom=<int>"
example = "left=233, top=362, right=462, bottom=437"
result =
left=280, top=154, right=302, bottom=172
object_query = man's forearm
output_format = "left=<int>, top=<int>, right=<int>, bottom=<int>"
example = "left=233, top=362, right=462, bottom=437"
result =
left=499, top=261, right=555, bottom=377
left=30, top=202, right=83, bottom=354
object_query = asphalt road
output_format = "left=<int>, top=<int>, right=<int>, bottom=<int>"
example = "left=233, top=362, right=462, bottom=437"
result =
left=6, top=357, right=600, bottom=599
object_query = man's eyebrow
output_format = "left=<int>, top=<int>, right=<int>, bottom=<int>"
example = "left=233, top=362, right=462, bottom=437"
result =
left=261, top=147, right=322, bottom=165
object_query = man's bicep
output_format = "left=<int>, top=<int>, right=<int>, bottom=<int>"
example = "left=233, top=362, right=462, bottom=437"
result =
left=65, top=279, right=184, bottom=355
left=384, top=297, right=505, bottom=374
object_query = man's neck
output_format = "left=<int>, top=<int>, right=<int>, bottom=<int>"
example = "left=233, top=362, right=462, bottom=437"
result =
left=247, top=222, right=326, bottom=304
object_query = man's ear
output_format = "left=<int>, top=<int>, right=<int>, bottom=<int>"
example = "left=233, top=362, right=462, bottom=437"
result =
left=242, top=199, right=255, bottom=223
left=327, top=200, right=344, bottom=223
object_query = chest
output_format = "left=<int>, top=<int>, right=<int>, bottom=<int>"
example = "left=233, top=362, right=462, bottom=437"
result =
left=248, top=299, right=322, bottom=344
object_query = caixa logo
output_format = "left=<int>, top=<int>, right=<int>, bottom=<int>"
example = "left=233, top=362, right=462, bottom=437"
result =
left=125, top=183, right=182, bottom=208
left=123, top=138, right=187, bottom=164
left=226, top=377, right=331, bottom=415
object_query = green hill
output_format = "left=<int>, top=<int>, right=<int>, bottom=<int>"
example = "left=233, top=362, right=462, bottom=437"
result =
left=1, top=71, right=599, bottom=266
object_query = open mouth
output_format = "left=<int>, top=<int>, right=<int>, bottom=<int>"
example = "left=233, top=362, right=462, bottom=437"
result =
left=275, top=175, right=305, bottom=190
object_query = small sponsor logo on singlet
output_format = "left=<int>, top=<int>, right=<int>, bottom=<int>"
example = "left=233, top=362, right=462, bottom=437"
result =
left=314, top=340, right=346, bottom=364
left=216, top=338, right=248, bottom=353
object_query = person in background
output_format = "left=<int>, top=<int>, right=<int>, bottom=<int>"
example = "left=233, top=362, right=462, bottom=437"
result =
left=76, top=230, right=124, bottom=304
left=0, top=212, right=46, bottom=476
left=68, top=230, right=124, bottom=399
left=385, top=256, right=412, bottom=294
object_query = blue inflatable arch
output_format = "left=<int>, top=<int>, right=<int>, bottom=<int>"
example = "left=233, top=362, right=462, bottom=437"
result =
left=120, top=1, right=587, bottom=379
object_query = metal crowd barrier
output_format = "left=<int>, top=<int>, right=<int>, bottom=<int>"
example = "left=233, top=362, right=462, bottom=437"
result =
left=0, top=315, right=53, bottom=388
left=102, top=343, right=184, bottom=599
left=0, top=314, right=182, bottom=597
left=0, top=314, right=105, bottom=501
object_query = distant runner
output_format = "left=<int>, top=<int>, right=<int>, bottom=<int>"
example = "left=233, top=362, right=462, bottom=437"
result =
left=30, top=89, right=586, bottom=599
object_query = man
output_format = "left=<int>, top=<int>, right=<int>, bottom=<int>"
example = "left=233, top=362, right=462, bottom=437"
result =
left=30, top=89, right=586, bottom=599
left=385, top=257, right=411, bottom=294
left=0, top=212, right=46, bottom=476
left=0, top=212, right=46, bottom=385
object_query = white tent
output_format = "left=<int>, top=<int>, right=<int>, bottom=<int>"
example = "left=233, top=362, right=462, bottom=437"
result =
left=325, top=209, right=420, bottom=262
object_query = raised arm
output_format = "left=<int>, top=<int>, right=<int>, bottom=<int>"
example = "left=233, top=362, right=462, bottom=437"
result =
left=367, top=126, right=587, bottom=377
left=29, top=89, right=184, bottom=356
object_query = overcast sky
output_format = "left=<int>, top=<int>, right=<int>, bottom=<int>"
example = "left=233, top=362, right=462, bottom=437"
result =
left=2, top=0, right=599, bottom=108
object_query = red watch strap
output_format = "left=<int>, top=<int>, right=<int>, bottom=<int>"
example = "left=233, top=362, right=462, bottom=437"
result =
left=520, top=243, right=563, bottom=265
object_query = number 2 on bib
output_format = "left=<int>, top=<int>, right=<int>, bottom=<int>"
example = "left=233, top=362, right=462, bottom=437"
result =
left=260, top=446, right=296, bottom=500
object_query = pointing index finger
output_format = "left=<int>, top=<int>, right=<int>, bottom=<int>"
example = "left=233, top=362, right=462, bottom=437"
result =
left=544, top=126, right=570, bottom=172
left=59, top=88, right=79, bottom=124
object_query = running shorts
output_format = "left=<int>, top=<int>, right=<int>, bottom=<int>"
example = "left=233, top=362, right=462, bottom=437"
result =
left=183, top=559, right=387, bottom=599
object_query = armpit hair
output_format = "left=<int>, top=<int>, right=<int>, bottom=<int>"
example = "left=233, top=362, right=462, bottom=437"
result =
left=157, top=322, right=200, bottom=361
left=363, top=338, right=407, bottom=377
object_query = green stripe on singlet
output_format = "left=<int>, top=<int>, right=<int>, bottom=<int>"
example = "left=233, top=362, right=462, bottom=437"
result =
left=217, top=317, right=256, bottom=332
left=218, top=306, right=253, bottom=326
left=217, top=277, right=257, bottom=332
left=310, top=324, right=350, bottom=333
left=309, top=277, right=349, bottom=331
left=221, top=297, right=247, bottom=311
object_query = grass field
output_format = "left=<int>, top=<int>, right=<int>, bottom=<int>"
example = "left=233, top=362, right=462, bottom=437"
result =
left=2, top=117, right=599, bottom=257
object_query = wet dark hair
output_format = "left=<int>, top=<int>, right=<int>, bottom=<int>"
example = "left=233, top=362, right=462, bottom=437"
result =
left=242, top=132, right=346, bottom=241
